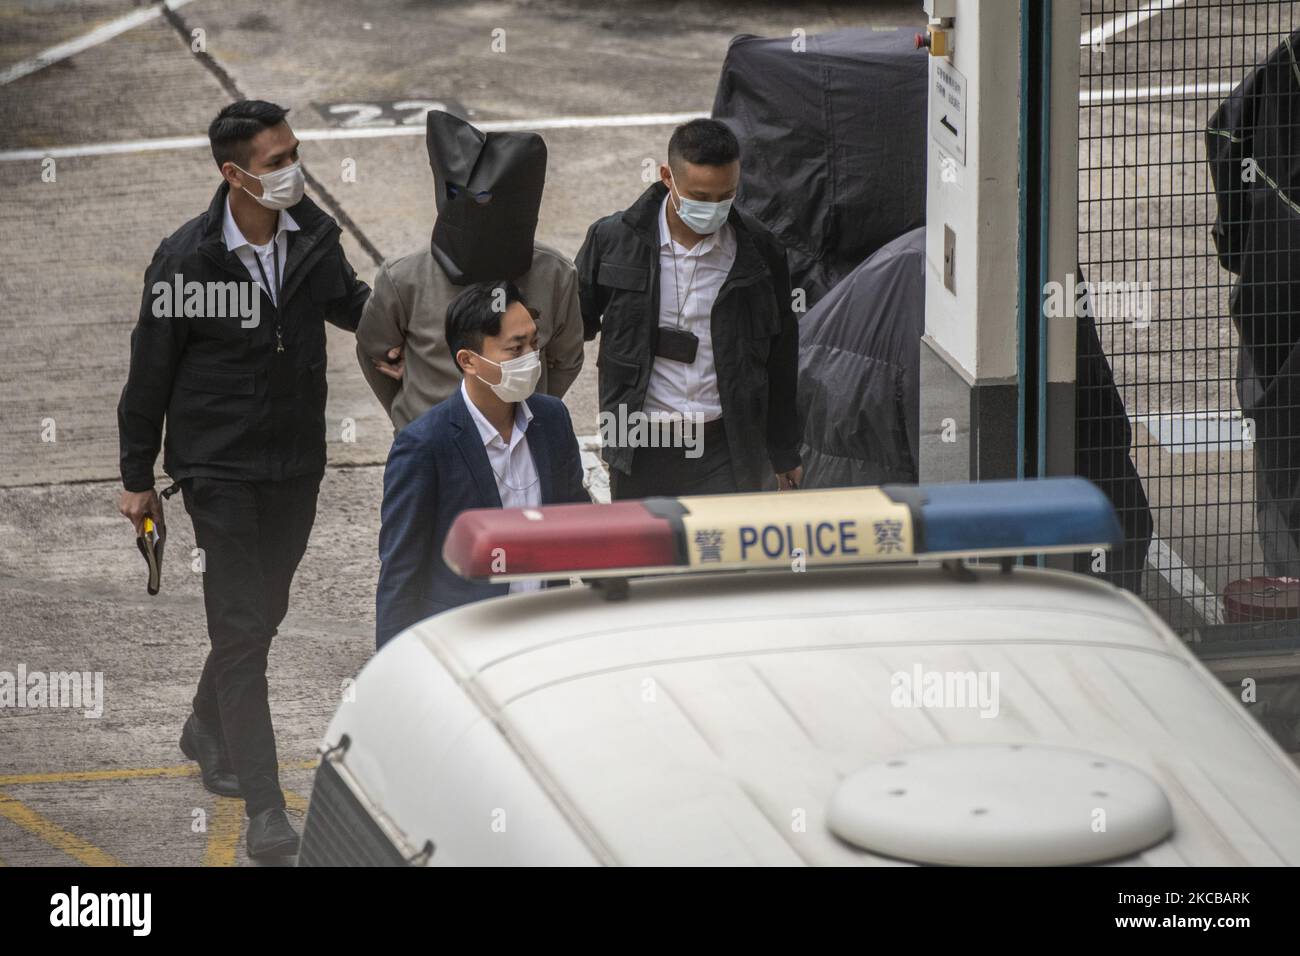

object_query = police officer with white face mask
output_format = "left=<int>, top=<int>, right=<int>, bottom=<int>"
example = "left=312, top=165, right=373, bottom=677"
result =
left=116, top=100, right=372, bottom=859
left=576, top=118, right=803, bottom=498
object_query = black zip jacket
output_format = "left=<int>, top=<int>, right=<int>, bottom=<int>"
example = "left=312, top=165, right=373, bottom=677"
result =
left=575, top=181, right=801, bottom=488
left=118, top=183, right=370, bottom=492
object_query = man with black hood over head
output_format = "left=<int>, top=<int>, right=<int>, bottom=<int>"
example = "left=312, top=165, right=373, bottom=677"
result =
left=356, top=111, right=584, bottom=432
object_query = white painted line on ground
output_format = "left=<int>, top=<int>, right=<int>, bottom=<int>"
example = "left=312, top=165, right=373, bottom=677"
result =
left=0, top=72, right=1240, bottom=162
left=0, top=112, right=710, bottom=162
left=1, top=134, right=208, bottom=162
left=1080, top=79, right=1238, bottom=104
left=1148, top=535, right=1225, bottom=624
left=0, top=0, right=196, bottom=87
left=1080, top=0, right=1186, bottom=48
left=1134, top=410, right=1254, bottom=454
left=1135, top=411, right=1245, bottom=421
left=1, top=72, right=1248, bottom=163
left=465, top=112, right=709, bottom=132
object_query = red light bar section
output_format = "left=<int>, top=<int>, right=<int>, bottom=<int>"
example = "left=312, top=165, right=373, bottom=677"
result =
left=442, top=501, right=681, bottom=580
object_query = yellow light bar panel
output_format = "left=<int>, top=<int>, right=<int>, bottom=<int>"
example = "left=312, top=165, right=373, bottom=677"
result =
left=675, top=489, right=915, bottom=571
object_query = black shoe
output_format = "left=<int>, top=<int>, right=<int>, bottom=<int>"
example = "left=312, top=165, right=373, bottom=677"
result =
left=179, top=712, right=242, bottom=798
left=246, top=808, right=300, bottom=859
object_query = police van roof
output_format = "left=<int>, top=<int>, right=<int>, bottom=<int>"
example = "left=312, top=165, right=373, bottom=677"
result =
left=397, top=562, right=1300, bottom=865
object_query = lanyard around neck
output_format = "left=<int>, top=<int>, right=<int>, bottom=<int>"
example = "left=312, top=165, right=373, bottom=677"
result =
left=669, top=238, right=703, bottom=329
left=250, top=235, right=282, bottom=309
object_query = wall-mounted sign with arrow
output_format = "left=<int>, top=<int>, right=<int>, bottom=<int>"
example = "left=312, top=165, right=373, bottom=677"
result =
left=930, top=58, right=967, bottom=165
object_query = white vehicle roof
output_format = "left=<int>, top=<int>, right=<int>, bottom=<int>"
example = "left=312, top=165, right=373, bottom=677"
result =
left=330, top=563, right=1300, bottom=866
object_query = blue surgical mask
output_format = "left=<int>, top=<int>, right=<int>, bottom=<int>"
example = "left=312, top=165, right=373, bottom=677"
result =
left=668, top=170, right=733, bottom=235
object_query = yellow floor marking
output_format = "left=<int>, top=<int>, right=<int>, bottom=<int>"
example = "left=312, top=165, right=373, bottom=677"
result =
left=0, top=765, right=200, bottom=787
left=0, top=758, right=316, bottom=787
left=0, top=760, right=320, bottom=866
left=202, top=797, right=244, bottom=868
left=0, top=790, right=121, bottom=866
left=200, top=791, right=310, bottom=868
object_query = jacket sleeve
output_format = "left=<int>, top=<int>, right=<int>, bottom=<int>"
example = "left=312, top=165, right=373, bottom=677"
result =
left=353, top=261, right=404, bottom=416
left=543, top=260, right=585, bottom=398
left=1206, top=80, right=1255, bottom=277
left=376, top=427, right=439, bottom=647
left=556, top=402, right=592, bottom=504
left=325, top=246, right=371, bottom=333
left=117, top=247, right=187, bottom=493
left=764, top=241, right=803, bottom=475
left=575, top=219, right=612, bottom=342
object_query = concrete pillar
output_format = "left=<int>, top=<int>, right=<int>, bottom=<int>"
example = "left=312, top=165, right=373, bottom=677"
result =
left=918, top=0, right=1080, bottom=483
left=1044, top=0, right=1081, bottom=480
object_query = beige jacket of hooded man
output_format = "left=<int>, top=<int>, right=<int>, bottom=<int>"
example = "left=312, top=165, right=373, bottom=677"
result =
left=354, top=240, right=584, bottom=433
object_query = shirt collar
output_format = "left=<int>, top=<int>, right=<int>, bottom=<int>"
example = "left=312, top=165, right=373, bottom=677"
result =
left=658, top=192, right=733, bottom=257
left=222, top=196, right=300, bottom=252
left=460, top=379, right=533, bottom=447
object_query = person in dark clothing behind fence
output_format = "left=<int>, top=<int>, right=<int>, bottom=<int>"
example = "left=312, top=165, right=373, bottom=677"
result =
left=1072, top=267, right=1155, bottom=595
left=116, top=101, right=373, bottom=859
left=1206, top=28, right=1300, bottom=575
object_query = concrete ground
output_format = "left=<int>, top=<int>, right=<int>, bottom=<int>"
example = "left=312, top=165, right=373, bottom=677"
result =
left=5, top=0, right=1295, bottom=869
left=0, top=0, right=920, bottom=865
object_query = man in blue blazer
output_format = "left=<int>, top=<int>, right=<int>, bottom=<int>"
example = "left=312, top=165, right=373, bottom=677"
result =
left=376, top=280, right=590, bottom=648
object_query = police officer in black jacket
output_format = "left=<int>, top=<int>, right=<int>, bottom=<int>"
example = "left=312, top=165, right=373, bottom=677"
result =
left=116, top=101, right=375, bottom=858
left=576, top=119, right=802, bottom=497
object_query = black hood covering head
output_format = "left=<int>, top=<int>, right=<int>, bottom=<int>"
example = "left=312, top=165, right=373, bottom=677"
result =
left=426, top=110, right=547, bottom=285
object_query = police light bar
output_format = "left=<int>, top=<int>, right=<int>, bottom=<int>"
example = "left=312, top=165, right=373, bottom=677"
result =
left=442, top=477, right=1122, bottom=583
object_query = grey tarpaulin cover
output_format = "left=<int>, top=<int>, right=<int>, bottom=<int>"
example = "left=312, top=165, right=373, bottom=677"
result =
left=797, top=227, right=925, bottom=488
left=798, top=235, right=1154, bottom=594
left=711, top=27, right=927, bottom=306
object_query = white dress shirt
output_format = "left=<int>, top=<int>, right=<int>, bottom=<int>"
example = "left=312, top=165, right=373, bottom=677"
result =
left=222, top=197, right=299, bottom=308
left=460, top=380, right=542, bottom=593
left=642, top=194, right=736, bottom=421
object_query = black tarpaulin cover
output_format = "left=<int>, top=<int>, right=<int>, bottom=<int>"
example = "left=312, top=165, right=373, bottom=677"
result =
left=711, top=27, right=927, bottom=306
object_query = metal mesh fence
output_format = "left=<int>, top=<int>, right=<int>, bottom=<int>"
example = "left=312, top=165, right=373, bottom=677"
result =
left=1078, top=0, right=1300, bottom=636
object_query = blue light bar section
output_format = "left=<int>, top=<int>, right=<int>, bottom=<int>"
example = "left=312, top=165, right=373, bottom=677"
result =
left=908, top=477, right=1122, bottom=555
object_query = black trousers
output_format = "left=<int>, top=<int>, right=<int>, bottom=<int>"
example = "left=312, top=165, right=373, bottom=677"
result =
left=181, top=472, right=321, bottom=817
left=610, top=418, right=738, bottom=499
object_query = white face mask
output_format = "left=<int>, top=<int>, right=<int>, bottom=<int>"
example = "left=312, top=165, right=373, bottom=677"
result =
left=473, top=349, right=541, bottom=403
left=668, top=169, right=733, bottom=235
left=234, top=160, right=305, bottom=210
